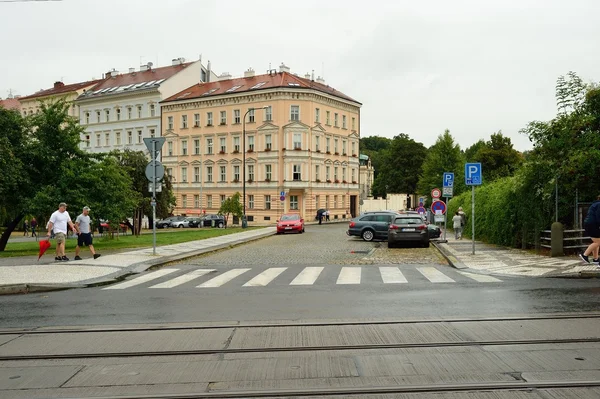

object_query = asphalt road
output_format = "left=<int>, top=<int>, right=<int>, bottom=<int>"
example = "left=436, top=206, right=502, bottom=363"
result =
left=0, top=223, right=599, bottom=329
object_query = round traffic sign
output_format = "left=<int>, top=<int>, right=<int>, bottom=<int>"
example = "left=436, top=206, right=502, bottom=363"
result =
left=431, top=188, right=441, bottom=199
left=280, top=195, right=285, bottom=201
left=416, top=206, right=426, bottom=214
left=431, top=200, right=447, bottom=215
left=145, top=160, right=165, bottom=182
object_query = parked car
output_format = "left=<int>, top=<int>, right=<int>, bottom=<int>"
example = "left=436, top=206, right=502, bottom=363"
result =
left=346, top=211, right=399, bottom=241
left=200, top=214, right=226, bottom=228
left=186, top=217, right=204, bottom=228
left=387, top=215, right=430, bottom=248
left=170, top=218, right=194, bottom=228
left=99, top=221, right=128, bottom=234
left=155, top=216, right=185, bottom=229
left=277, top=214, right=305, bottom=234
left=428, top=224, right=442, bottom=239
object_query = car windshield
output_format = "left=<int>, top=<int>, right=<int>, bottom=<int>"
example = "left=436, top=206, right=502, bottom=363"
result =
left=395, top=217, right=423, bottom=225
left=281, top=214, right=300, bottom=221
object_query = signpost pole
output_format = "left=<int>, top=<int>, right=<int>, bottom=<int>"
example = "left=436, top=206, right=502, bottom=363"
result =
left=443, top=197, right=448, bottom=241
left=152, top=140, right=157, bottom=256
left=471, top=185, right=475, bottom=255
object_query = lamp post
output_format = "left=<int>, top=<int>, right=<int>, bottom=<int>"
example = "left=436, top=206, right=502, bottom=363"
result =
left=242, top=106, right=268, bottom=228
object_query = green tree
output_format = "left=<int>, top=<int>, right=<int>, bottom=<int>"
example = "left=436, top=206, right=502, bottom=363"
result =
left=469, top=132, right=523, bottom=182
left=218, top=192, right=243, bottom=228
left=360, top=136, right=392, bottom=152
left=464, top=139, right=486, bottom=162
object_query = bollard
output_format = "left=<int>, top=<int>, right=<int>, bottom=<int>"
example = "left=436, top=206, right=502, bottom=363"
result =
left=550, top=222, right=563, bottom=257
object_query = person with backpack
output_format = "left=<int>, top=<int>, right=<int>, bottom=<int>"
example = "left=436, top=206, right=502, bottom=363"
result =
left=580, top=194, right=600, bottom=265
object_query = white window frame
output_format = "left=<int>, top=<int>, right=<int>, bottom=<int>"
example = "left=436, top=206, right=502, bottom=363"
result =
left=248, top=109, right=255, bottom=123
left=293, top=164, right=301, bottom=181
left=115, top=132, right=121, bottom=145
left=207, top=112, right=213, bottom=126
left=181, top=167, right=188, bottom=183
left=234, top=109, right=241, bottom=124
left=290, top=105, right=299, bottom=121
left=265, top=164, right=272, bottom=181
left=234, top=136, right=240, bottom=152
left=137, top=130, right=143, bottom=144
left=167, top=141, right=173, bottom=156
left=194, top=113, right=200, bottom=127
left=248, top=195, right=254, bottom=209
left=220, top=166, right=226, bottom=182
left=265, top=134, right=272, bottom=150
left=182, top=140, right=188, bottom=155
left=150, top=104, right=156, bottom=117
left=265, top=195, right=271, bottom=210
left=167, top=116, right=173, bottom=130
left=182, top=115, right=188, bottom=129
left=220, top=110, right=226, bottom=125
left=207, top=138, right=213, bottom=154
left=248, top=136, right=254, bottom=151
left=127, top=131, right=133, bottom=144
left=315, top=108, right=320, bottom=123
left=265, top=106, right=272, bottom=121
left=220, top=137, right=226, bottom=153
left=248, top=164, right=255, bottom=181
left=194, top=139, right=200, bottom=155
left=293, top=133, right=301, bottom=149
left=207, top=194, right=213, bottom=208
left=206, top=166, right=213, bottom=182
left=234, top=165, right=240, bottom=181
left=290, top=195, right=299, bottom=210
left=194, top=167, right=200, bottom=182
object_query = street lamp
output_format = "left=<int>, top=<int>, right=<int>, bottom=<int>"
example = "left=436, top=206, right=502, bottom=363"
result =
left=242, top=106, right=268, bottom=228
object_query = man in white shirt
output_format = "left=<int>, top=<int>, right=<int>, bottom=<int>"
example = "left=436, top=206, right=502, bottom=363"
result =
left=47, top=202, right=79, bottom=261
left=74, top=206, right=101, bottom=260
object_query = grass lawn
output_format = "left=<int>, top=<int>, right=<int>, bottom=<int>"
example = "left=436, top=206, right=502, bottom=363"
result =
left=0, top=227, right=260, bottom=258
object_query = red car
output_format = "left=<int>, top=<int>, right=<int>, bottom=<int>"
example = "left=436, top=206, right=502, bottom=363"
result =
left=276, top=214, right=305, bottom=234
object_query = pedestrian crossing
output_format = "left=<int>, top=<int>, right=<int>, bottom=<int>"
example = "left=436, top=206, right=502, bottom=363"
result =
left=102, top=266, right=507, bottom=290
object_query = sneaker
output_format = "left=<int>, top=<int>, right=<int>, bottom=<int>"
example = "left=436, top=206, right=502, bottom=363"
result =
left=55, top=256, right=61, bottom=261
left=93, top=254, right=101, bottom=259
left=592, top=258, right=600, bottom=265
left=579, top=254, right=590, bottom=264
left=61, top=256, right=69, bottom=261
left=74, top=256, right=82, bottom=260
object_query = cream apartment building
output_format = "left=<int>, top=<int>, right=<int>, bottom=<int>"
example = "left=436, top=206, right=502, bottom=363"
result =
left=160, top=65, right=362, bottom=222
left=19, top=79, right=102, bottom=117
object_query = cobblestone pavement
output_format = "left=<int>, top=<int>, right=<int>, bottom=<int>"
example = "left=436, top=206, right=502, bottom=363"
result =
left=177, top=223, right=446, bottom=266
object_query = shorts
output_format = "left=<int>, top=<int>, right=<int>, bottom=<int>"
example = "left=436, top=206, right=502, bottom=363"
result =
left=584, top=222, right=600, bottom=239
left=77, top=232, right=93, bottom=247
left=55, top=232, right=66, bottom=244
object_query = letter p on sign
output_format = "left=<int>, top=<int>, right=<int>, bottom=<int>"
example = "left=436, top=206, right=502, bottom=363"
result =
left=465, top=163, right=482, bottom=186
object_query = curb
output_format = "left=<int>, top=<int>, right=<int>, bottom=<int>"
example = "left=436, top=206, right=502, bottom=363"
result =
left=431, top=241, right=468, bottom=270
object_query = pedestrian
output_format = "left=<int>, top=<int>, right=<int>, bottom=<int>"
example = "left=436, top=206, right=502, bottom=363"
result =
left=46, top=202, right=79, bottom=262
left=74, top=206, right=101, bottom=260
left=458, top=206, right=466, bottom=238
left=580, top=194, right=600, bottom=265
left=30, top=217, right=38, bottom=240
left=325, top=210, right=330, bottom=222
left=23, top=219, right=28, bottom=236
left=452, top=211, right=463, bottom=240
left=318, top=212, right=323, bottom=225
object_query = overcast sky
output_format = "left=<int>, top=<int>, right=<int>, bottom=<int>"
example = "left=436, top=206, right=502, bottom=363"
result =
left=2, top=0, right=599, bottom=152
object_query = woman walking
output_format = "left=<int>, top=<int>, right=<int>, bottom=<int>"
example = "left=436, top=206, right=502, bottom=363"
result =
left=452, top=211, right=463, bottom=240
left=580, top=194, right=600, bottom=265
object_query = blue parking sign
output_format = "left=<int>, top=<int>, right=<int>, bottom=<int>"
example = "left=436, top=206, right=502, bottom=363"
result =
left=465, top=163, right=482, bottom=185
left=443, top=172, right=454, bottom=187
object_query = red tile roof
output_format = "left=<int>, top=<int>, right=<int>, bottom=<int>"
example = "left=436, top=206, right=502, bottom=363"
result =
left=19, top=79, right=104, bottom=101
left=162, top=72, right=360, bottom=105
left=0, top=97, right=21, bottom=110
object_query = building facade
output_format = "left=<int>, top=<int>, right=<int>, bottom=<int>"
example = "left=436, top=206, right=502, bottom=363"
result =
left=18, top=79, right=101, bottom=118
left=160, top=66, right=362, bottom=223
left=75, top=58, right=217, bottom=154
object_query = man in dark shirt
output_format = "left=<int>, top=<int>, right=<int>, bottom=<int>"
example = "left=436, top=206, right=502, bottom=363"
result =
left=580, top=195, right=600, bottom=264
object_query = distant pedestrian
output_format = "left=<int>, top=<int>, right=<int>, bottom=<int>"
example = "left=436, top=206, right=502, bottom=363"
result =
left=46, top=220, right=55, bottom=239
left=325, top=210, right=330, bottom=222
left=318, top=212, right=323, bottom=225
left=47, top=202, right=78, bottom=262
left=23, top=219, right=28, bottom=236
left=30, top=217, right=38, bottom=240
left=458, top=207, right=466, bottom=229
left=452, top=211, right=463, bottom=240
left=580, top=194, right=600, bottom=265
left=74, top=206, right=101, bottom=260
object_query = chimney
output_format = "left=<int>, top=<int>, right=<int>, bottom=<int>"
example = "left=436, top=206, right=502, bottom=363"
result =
left=53, top=81, right=65, bottom=89
left=140, top=63, right=150, bottom=72
left=105, top=69, right=118, bottom=78
left=279, top=63, right=290, bottom=73
left=316, top=76, right=325, bottom=84
left=206, top=60, right=211, bottom=82
left=129, top=67, right=135, bottom=73
left=218, top=72, right=232, bottom=81
left=172, top=57, right=185, bottom=66
left=304, top=73, right=311, bottom=79
left=244, top=68, right=255, bottom=78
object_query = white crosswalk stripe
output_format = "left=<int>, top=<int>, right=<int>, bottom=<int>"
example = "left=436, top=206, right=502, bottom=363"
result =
left=103, top=269, right=180, bottom=290
left=197, top=268, right=251, bottom=288
left=379, top=267, right=408, bottom=283
left=149, top=269, right=216, bottom=288
left=417, top=267, right=456, bottom=283
left=457, top=271, right=503, bottom=283
left=243, top=268, right=288, bottom=287
left=336, top=267, right=361, bottom=284
left=290, top=267, right=324, bottom=285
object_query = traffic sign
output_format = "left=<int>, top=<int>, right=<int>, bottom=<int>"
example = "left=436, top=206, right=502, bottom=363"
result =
left=431, top=200, right=447, bottom=215
left=419, top=197, right=424, bottom=204
left=145, top=160, right=165, bottom=182
left=465, top=163, right=482, bottom=186
left=443, top=172, right=454, bottom=187
left=280, top=191, right=285, bottom=196
left=431, top=188, right=441, bottom=199
left=143, top=137, right=166, bottom=160
left=280, top=195, right=285, bottom=201
left=442, top=186, right=453, bottom=197
left=148, top=182, right=162, bottom=193
left=416, top=206, right=426, bottom=215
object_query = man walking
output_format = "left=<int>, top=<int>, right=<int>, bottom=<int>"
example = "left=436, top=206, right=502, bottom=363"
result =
left=74, top=206, right=101, bottom=260
left=580, top=194, right=600, bottom=265
left=47, top=202, right=78, bottom=261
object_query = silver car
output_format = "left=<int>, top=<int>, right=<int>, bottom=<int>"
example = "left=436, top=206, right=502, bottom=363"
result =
left=170, top=218, right=192, bottom=228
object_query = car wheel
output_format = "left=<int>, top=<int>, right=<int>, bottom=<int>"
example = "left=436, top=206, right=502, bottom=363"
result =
left=388, top=241, right=396, bottom=249
left=361, top=229, right=375, bottom=242
left=178, top=225, right=183, bottom=228
left=218, top=222, right=224, bottom=228
left=422, top=241, right=430, bottom=248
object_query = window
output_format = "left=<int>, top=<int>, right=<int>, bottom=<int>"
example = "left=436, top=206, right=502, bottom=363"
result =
left=334, top=113, right=339, bottom=127
left=290, top=105, right=299, bottom=121
left=127, top=108, right=132, bottom=119
left=207, top=138, right=213, bottom=154
left=181, top=167, right=188, bottom=183
left=85, top=135, right=90, bottom=147
left=248, top=195, right=254, bottom=209
left=265, top=195, right=271, bottom=210
left=234, top=109, right=240, bottom=124
left=234, top=136, right=240, bottom=152
left=342, top=115, right=347, bottom=129
left=105, top=109, right=110, bottom=122
left=96, top=111, right=101, bottom=122
left=352, top=168, right=356, bottom=182
left=207, top=112, right=213, bottom=126
left=265, top=134, right=272, bottom=150
left=352, top=117, right=356, bottom=130
left=342, top=195, right=346, bottom=209
left=182, top=195, right=187, bottom=208
left=194, top=167, right=200, bottom=182
left=315, top=165, right=320, bottom=181
left=315, top=136, right=320, bottom=152
left=315, top=195, right=320, bottom=208
left=167, top=116, right=173, bottom=130
left=265, top=164, right=272, bottom=181
left=293, top=133, right=301, bottom=149
left=220, top=166, right=226, bottom=182
left=233, top=165, right=240, bottom=181
left=85, top=112, right=90, bottom=124
left=116, top=132, right=121, bottom=145
left=105, top=133, right=110, bottom=146
left=150, top=104, right=156, bottom=117
left=248, top=109, right=255, bottom=123
left=137, top=130, right=143, bottom=144
left=220, top=111, right=226, bottom=125
left=290, top=195, right=299, bottom=210
left=326, top=111, right=330, bottom=125
left=342, top=140, right=347, bottom=155
left=248, top=165, right=254, bottom=181
left=194, top=194, right=199, bottom=208
left=137, top=105, right=142, bottom=118
left=315, top=108, right=320, bottom=123
left=265, top=106, right=272, bottom=121
left=127, top=131, right=132, bottom=144
left=248, top=136, right=254, bottom=151
left=167, top=142, right=173, bottom=156
left=150, top=128, right=155, bottom=138
left=194, top=139, right=200, bottom=155
left=116, top=108, right=121, bottom=121
left=182, top=140, right=188, bottom=155
left=334, top=195, right=338, bottom=208
left=220, top=137, right=226, bottom=153
left=207, top=195, right=212, bottom=208
left=96, top=134, right=101, bottom=147
left=220, top=195, right=226, bottom=205
left=167, top=168, right=173, bottom=180
left=194, top=113, right=200, bottom=127
left=334, top=139, right=339, bottom=154
left=182, top=115, right=188, bottom=129
left=352, top=142, right=356, bottom=155
left=293, top=164, right=301, bottom=181
left=207, top=166, right=213, bottom=182
left=326, top=166, right=330, bottom=180
left=326, top=195, right=330, bottom=208
left=326, top=137, right=331, bottom=153
left=334, top=166, right=338, bottom=181
left=342, top=167, right=346, bottom=181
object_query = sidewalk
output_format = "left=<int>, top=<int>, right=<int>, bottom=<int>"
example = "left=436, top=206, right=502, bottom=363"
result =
left=433, top=237, right=600, bottom=278
left=0, top=227, right=276, bottom=295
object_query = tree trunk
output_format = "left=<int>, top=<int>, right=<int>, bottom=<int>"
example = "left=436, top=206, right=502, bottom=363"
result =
left=0, top=214, right=24, bottom=251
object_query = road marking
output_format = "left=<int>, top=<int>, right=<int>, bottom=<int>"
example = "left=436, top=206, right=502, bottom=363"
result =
left=458, top=271, right=503, bottom=283
left=149, top=269, right=216, bottom=288
left=103, top=269, right=180, bottom=290
left=337, top=267, right=361, bottom=284
left=290, top=267, right=324, bottom=285
left=417, top=267, right=455, bottom=283
left=379, top=267, right=408, bottom=283
left=243, top=268, right=288, bottom=287
left=197, top=268, right=251, bottom=288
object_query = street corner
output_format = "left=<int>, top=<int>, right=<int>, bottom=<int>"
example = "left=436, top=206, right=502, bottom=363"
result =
left=431, top=241, right=467, bottom=269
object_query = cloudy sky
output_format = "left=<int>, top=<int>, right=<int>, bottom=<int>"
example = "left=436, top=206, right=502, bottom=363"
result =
left=2, top=0, right=599, bottom=151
